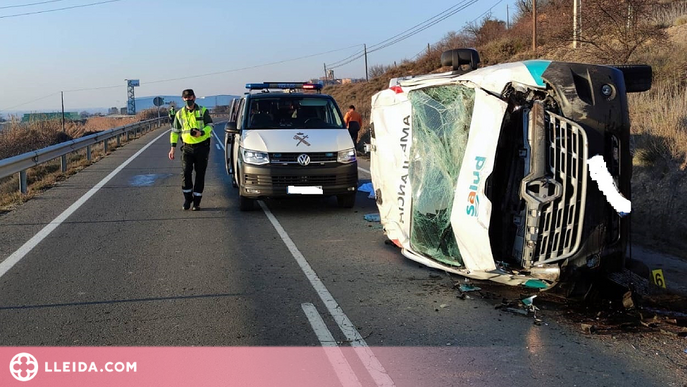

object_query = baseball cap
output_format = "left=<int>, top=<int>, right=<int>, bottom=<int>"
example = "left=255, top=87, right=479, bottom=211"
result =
left=182, top=89, right=195, bottom=98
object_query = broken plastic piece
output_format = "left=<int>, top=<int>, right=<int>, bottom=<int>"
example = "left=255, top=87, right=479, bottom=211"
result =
left=523, top=279, right=548, bottom=289
left=357, top=182, right=376, bottom=199
left=521, top=295, right=537, bottom=306
left=364, top=213, right=381, bottom=222
left=459, top=283, right=481, bottom=292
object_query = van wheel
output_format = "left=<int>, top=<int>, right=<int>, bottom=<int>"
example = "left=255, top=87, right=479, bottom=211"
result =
left=239, top=193, right=255, bottom=211
left=337, top=192, right=356, bottom=208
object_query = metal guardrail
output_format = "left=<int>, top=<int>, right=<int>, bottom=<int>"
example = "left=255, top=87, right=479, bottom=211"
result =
left=0, top=117, right=167, bottom=194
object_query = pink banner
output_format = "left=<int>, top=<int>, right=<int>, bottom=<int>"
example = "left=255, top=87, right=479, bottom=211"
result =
left=1, top=347, right=356, bottom=387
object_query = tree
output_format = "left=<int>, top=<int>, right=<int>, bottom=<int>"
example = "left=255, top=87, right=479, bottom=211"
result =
left=573, top=0, right=666, bottom=63
left=465, top=15, right=508, bottom=46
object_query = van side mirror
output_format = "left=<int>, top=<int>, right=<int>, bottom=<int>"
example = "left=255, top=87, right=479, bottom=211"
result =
left=224, top=121, right=239, bottom=134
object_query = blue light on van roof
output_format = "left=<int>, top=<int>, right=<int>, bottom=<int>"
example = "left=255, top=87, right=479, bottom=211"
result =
left=245, top=82, right=323, bottom=91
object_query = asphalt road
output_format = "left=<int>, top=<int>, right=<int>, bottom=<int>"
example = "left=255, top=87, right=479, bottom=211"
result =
left=0, top=125, right=684, bottom=386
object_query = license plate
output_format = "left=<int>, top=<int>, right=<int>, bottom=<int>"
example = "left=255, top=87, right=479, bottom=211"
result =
left=288, top=186, right=323, bottom=195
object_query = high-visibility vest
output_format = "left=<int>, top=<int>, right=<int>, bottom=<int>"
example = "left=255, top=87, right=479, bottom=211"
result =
left=170, top=106, right=212, bottom=145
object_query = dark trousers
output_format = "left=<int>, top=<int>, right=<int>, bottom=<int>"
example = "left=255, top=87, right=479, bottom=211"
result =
left=181, top=140, right=210, bottom=194
left=348, top=121, right=360, bottom=146
left=348, top=127, right=360, bottom=145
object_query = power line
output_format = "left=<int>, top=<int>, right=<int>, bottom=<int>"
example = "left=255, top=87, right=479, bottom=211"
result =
left=6, top=44, right=364, bottom=110
left=3, top=92, right=59, bottom=110
left=140, top=44, right=365, bottom=85
left=412, top=0, right=503, bottom=61
left=467, top=0, right=503, bottom=25
left=368, top=0, right=476, bottom=52
left=327, top=0, right=479, bottom=70
left=0, top=0, right=121, bottom=19
left=324, top=46, right=365, bottom=68
left=366, top=0, right=478, bottom=55
left=0, top=0, right=65, bottom=10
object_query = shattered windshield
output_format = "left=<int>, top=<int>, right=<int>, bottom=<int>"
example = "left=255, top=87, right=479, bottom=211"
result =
left=247, top=97, right=345, bottom=129
left=408, top=84, right=475, bottom=267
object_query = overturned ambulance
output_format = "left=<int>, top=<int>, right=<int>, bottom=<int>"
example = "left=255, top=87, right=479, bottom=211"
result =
left=369, top=49, right=651, bottom=290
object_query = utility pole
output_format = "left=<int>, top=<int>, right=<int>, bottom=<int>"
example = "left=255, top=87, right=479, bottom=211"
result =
left=507, top=4, right=510, bottom=29
left=364, top=44, right=369, bottom=82
left=61, top=91, right=65, bottom=132
left=532, top=0, right=538, bottom=54
left=323, top=63, right=327, bottom=82
left=573, top=0, right=580, bottom=48
left=427, top=43, right=431, bottom=55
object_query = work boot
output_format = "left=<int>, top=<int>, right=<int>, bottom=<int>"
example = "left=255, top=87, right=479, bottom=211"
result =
left=191, top=195, right=202, bottom=211
left=182, top=192, right=193, bottom=210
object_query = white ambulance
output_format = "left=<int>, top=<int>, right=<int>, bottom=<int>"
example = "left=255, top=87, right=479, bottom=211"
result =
left=370, top=49, right=651, bottom=291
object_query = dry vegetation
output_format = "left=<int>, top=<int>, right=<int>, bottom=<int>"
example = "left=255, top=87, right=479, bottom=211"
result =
left=0, top=108, right=163, bottom=212
left=326, top=0, right=687, bottom=255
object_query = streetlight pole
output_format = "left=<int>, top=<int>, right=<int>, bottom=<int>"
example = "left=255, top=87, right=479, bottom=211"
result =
left=532, top=0, right=538, bottom=54
left=61, top=91, right=65, bottom=132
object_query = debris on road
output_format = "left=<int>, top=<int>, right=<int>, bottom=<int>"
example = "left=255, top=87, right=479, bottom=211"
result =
left=364, top=213, right=381, bottom=222
left=357, top=182, right=376, bottom=199
left=581, top=323, right=597, bottom=334
left=495, top=295, right=542, bottom=321
left=458, top=283, right=481, bottom=292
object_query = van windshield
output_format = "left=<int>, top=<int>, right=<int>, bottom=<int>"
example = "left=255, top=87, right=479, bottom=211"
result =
left=408, top=84, right=475, bottom=267
left=247, top=97, right=345, bottom=129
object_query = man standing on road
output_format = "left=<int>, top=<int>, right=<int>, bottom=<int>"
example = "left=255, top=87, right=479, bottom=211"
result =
left=168, top=105, right=176, bottom=124
left=168, top=89, right=213, bottom=211
left=343, top=105, right=362, bottom=147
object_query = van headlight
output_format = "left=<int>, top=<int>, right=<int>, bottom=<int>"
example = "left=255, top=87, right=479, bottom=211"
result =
left=338, top=148, right=356, bottom=164
left=242, top=148, right=269, bottom=165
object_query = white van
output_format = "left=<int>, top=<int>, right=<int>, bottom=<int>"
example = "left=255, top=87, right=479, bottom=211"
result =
left=224, top=82, right=358, bottom=211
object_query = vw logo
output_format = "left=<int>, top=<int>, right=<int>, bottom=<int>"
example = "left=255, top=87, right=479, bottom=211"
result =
left=297, top=154, right=311, bottom=166
left=10, top=352, right=38, bottom=381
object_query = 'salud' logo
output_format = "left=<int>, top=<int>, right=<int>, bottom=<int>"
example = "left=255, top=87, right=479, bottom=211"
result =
left=10, top=352, right=38, bottom=381
left=293, top=132, right=311, bottom=146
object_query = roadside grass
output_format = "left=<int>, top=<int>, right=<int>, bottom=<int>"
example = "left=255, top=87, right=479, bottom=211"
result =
left=0, top=109, right=165, bottom=213
left=1, top=137, right=118, bottom=213
left=629, top=79, right=687, bottom=254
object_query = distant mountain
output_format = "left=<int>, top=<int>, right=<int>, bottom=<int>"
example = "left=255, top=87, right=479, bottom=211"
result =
left=134, top=95, right=239, bottom=110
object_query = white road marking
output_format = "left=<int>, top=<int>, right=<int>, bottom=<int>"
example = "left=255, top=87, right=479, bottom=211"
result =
left=301, top=303, right=363, bottom=387
left=260, top=201, right=395, bottom=387
left=0, top=130, right=171, bottom=280
left=215, top=143, right=221, bottom=150
left=213, top=137, right=394, bottom=387
left=358, top=167, right=370, bottom=175
left=211, top=130, right=223, bottom=148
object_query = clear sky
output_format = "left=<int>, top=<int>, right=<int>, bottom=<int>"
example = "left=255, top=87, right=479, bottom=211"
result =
left=1, top=0, right=519, bottom=113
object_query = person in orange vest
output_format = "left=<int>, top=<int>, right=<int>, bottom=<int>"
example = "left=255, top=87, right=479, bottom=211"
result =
left=343, top=105, right=363, bottom=146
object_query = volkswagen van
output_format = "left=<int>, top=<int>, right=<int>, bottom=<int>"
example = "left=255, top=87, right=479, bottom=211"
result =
left=225, top=82, right=358, bottom=211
